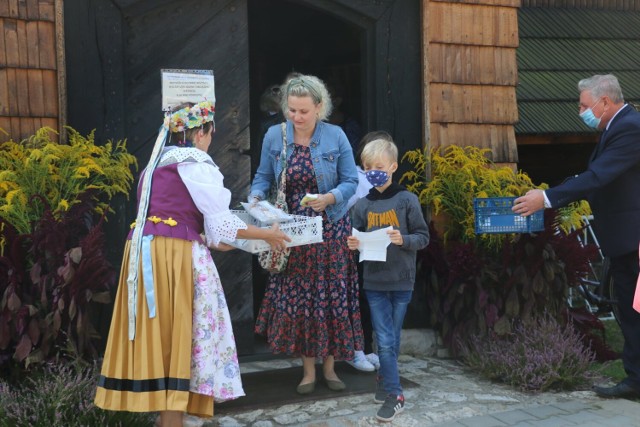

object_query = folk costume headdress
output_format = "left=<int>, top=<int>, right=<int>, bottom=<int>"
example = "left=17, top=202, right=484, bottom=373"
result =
left=126, top=100, right=215, bottom=340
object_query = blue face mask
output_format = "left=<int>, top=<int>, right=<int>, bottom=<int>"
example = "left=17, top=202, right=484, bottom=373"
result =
left=580, top=98, right=603, bottom=129
left=365, top=170, right=390, bottom=187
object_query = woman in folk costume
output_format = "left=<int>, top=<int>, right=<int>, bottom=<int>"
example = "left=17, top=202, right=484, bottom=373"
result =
left=94, top=100, right=290, bottom=427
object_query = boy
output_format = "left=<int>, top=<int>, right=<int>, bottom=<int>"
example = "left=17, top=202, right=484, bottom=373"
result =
left=345, top=131, right=394, bottom=373
left=347, top=138, right=429, bottom=422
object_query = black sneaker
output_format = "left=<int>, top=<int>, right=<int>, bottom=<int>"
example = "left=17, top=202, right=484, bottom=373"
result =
left=376, top=394, right=404, bottom=422
left=374, top=378, right=386, bottom=403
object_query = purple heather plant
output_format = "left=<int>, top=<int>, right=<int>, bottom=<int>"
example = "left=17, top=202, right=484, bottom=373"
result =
left=460, top=314, right=595, bottom=392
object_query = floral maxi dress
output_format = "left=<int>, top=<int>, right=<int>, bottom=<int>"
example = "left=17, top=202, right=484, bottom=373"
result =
left=255, top=143, right=364, bottom=359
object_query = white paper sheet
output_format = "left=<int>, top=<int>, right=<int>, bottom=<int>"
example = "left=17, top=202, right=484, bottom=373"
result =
left=353, top=226, right=393, bottom=262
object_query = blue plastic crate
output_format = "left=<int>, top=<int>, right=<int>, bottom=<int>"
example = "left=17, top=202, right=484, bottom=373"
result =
left=474, top=197, right=544, bottom=234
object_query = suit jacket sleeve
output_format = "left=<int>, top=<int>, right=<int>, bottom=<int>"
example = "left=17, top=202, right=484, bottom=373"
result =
left=546, top=110, right=640, bottom=208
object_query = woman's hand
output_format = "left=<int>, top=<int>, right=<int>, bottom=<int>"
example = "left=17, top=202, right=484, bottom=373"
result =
left=347, top=236, right=360, bottom=251
left=307, top=193, right=335, bottom=212
left=264, top=223, right=291, bottom=251
left=387, top=228, right=404, bottom=246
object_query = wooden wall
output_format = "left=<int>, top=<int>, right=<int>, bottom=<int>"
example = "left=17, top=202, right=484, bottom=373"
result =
left=424, top=0, right=520, bottom=164
left=522, top=0, right=640, bottom=9
left=0, top=0, right=64, bottom=143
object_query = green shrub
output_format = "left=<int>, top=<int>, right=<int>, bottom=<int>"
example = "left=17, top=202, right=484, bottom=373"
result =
left=0, top=127, right=136, bottom=235
left=0, top=362, right=154, bottom=427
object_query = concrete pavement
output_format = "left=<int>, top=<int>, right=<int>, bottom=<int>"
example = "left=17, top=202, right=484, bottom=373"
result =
left=200, top=355, right=640, bottom=427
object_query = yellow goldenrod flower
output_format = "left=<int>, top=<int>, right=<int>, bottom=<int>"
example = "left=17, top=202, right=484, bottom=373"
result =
left=57, top=199, right=70, bottom=211
left=73, top=166, right=91, bottom=179
left=0, top=126, right=137, bottom=235
left=5, top=189, right=21, bottom=204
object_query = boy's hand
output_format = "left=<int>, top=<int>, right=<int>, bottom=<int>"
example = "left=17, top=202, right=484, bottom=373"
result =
left=347, top=235, right=360, bottom=251
left=387, top=229, right=403, bottom=246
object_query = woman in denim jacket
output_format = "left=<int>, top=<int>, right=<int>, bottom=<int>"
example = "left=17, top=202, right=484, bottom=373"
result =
left=250, top=74, right=365, bottom=394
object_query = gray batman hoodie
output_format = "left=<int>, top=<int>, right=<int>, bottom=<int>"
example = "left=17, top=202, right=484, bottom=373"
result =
left=351, top=183, right=429, bottom=291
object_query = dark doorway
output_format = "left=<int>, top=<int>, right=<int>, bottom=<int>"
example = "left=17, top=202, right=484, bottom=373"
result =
left=247, top=0, right=365, bottom=173
left=247, top=0, right=366, bottom=352
left=517, top=143, right=595, bottom=186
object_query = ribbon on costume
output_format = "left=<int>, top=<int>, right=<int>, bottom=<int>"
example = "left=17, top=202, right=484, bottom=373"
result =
left=126, top=119, right=169, bottom=340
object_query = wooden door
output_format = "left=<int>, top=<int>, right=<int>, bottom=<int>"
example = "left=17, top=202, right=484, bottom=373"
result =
left=64, top=0, right=256, bottom=354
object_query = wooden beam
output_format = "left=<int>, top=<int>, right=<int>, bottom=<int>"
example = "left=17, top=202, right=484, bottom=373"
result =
left=4, top=19, right=19, bottom=67
left=428, top=2, right=519, bottom=47
left=55, top=0, right=66, bottom=141
left=430, top=122, right=519, bottom=163
left=422, top=0, right=431, bottom=152
left=0, top=69, right=7, bottom=115
left=429, top=44, right=517, bottom=86
left=430, top=83, right=518, bottom=124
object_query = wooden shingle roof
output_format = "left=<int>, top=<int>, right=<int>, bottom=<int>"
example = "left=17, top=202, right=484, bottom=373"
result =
left=516, top=8, right=640, bottom=134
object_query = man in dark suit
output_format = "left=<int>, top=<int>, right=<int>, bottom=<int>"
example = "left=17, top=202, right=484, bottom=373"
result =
left=513, top=74, right=640, bottom=398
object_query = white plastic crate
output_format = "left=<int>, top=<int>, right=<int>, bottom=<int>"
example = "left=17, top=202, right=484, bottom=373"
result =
left=221, top=210, right=323, bottom=253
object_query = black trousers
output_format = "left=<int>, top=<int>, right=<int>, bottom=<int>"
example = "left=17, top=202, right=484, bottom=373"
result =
left=610, top=250, right=640, bottom=389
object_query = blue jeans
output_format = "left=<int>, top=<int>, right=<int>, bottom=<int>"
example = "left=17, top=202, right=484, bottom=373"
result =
left=366, top=289, right=413, bottom=397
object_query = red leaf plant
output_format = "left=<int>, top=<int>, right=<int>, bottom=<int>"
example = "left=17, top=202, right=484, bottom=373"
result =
left=425, top=209, right=617, bottom=362
left=0, top=193, right=116, bottom=373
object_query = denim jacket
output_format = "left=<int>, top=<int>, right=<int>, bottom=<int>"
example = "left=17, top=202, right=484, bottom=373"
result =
left=249, top=120, right=358, bottom=223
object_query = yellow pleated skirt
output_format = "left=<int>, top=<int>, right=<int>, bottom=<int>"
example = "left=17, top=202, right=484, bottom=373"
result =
left=94, top=237, right=214, bottom=418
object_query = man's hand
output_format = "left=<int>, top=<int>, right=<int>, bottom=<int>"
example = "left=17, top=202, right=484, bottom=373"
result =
left=512, top=190, right=545, bottom=216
